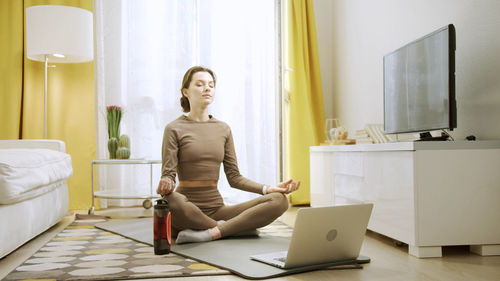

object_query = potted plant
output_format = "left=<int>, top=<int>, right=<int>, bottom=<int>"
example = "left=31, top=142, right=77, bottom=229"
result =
left=106, top=105, right=130, bottom=159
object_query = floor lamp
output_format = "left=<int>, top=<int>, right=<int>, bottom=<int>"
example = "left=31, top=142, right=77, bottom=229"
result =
left=26, top=5, right=93, bottom=139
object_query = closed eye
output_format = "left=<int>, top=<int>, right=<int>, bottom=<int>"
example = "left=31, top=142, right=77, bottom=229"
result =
left=194, top=79, right=215, bottom=88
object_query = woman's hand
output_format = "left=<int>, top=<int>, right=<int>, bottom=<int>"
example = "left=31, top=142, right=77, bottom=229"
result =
left=267, top=179, right=301, bottom=194
left=157, top=177, right=175, bottom=196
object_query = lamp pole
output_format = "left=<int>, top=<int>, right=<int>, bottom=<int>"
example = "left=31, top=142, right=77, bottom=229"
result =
left=44, top=55, right=48, bottom=139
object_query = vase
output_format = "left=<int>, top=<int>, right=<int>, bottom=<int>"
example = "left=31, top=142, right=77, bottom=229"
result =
left=325, top=118, right=340, bottom=144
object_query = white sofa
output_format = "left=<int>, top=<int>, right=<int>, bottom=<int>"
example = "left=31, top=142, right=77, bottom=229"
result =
left=0, top=139, right=72, bottom=259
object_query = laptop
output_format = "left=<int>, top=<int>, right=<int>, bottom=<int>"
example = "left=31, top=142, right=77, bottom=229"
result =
left=250, top=203, right=373, bottom=269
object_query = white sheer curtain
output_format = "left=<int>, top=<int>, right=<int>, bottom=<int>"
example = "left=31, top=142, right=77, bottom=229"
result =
left=94, top=0, right=278, bottom=206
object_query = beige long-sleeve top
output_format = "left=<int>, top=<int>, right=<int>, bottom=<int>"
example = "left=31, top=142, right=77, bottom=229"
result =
left=161, top=115, right=264, bottom=194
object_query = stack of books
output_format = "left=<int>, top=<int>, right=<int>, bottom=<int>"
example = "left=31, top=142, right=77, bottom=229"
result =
left=354, top=129, right=373, bottom=144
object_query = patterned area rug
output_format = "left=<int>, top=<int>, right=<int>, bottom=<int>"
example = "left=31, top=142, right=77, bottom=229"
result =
left=4, top=214, right=292, bottom=281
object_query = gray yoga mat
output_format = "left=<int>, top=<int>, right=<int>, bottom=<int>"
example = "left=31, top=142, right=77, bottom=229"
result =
left=95, top=218, right=369, bottom=280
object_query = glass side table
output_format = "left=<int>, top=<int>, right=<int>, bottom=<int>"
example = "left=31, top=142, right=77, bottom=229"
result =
left=89, top=159, right=162, bottom=214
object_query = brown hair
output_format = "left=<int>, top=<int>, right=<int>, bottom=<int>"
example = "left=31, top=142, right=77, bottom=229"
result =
left=180, top=66, right=216, bottom=113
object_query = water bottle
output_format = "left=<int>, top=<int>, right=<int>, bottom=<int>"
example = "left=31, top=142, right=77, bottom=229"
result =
left=153, top=198, right=171, bottom=255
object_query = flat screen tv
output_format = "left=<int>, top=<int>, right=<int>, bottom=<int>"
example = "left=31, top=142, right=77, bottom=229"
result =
left=383, top=24, right=456, bottom=139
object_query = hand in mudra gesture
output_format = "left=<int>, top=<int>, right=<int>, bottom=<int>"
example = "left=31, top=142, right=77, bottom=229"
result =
left=267, top=179, right=301, bottom=194
left=157, top=177, right=175, bottom=196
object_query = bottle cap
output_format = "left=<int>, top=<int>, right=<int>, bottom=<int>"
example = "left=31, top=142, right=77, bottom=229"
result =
left=155, top=199, right=169, bottom=209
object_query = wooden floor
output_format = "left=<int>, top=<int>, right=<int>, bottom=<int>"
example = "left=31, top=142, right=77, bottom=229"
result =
left=1, top=206, right=499, bottom=281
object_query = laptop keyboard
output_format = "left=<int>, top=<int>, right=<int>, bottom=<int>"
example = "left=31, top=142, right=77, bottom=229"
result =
left=274, top=257, right=286, bottom=263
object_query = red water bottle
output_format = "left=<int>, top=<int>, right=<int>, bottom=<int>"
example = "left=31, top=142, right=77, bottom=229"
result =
left=154, top=199, right=171, bottom=255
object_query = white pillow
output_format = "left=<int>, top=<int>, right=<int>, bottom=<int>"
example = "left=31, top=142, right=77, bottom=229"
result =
left=0, top=148, right=72, bottom=204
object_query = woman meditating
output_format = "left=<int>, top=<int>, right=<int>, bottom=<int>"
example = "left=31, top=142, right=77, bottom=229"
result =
left=156, top=66, right=301, bottom=244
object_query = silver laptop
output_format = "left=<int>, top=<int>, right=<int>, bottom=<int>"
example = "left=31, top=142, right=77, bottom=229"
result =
left=250, top=203, right=373, bottom=269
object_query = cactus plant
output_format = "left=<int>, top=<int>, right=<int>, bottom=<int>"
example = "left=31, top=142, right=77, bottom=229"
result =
left=107, top=137, right=118, bottom=159
left=116, top=147, right=130, bottom=159
left=118, top=134, right=130, bottom=149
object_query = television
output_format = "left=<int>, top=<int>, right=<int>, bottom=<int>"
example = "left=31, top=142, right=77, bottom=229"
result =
left=383, top=24, right=456, bottom=140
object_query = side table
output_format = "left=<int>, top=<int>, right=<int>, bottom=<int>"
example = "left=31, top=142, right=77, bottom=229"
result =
left=89, top=159, right=162, bottom=214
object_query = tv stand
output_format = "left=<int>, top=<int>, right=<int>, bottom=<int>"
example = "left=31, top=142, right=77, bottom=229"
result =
left=417, top=132, right=450, bottom=141
left=310, top=141, right=500, bottom=258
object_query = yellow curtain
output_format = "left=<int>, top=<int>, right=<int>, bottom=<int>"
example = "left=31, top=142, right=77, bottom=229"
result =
left=0, top=1, right=24, bottom=139
left=0, top=0, right=95, bottom=210
left=285, top=0, right=326, bottom=205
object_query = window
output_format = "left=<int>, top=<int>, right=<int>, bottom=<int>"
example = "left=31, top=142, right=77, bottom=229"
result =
left=95, top=0, right=280, bottom=204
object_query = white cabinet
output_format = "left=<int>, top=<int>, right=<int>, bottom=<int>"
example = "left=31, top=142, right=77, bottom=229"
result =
left=310, top=141, right=500, bottom=258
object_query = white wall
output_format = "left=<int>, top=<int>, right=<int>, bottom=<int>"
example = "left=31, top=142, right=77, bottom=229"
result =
left=314, top=0, right=500, bottom=140
left=313, top=0, right=335, bottom=120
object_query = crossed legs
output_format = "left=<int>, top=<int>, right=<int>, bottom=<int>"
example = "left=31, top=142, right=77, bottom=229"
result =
left=165, top=191, right=218, bottom=236
left=211, top=192, right=289, bottom=237
left=165, top=190, right=288, bottom=243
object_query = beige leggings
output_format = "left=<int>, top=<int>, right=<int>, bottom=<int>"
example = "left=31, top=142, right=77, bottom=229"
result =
left=165, top=186, right=288, bottom=237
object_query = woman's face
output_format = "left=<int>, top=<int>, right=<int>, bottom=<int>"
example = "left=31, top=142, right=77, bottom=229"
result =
left=182, top=71, right=215, bottom=109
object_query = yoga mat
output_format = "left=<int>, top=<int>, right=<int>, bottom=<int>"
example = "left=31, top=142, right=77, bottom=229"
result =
left=96, top=218, right=155, bottom=245
left=96, top=218, right=370, bottom=280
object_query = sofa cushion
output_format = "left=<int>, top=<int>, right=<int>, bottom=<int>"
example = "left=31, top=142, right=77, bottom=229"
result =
left=0, top=148, right=72, bottom=204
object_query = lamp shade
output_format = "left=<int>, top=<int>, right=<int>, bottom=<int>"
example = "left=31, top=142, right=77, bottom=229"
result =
left=26, top=5, right=93, bottom=63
